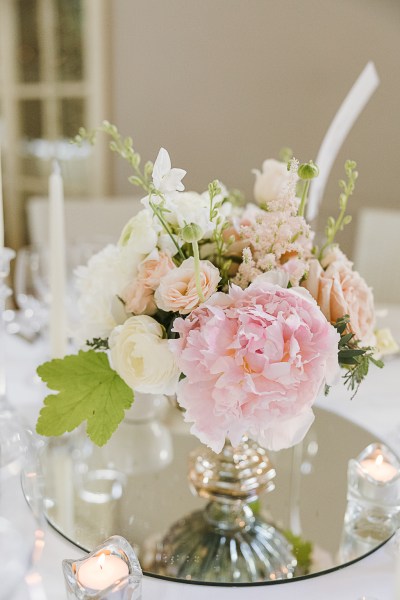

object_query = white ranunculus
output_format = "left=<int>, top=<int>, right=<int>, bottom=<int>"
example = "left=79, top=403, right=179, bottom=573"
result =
left=118, top=209, right=158, bottom=254
left=74, top=244, right=140, bottom=343
left=158, top=232, right=182, bottom=257
left=109, top=315, right=180, bottom=395
left=253, top=158, right=292, bottom=205
left=164, top=191, right=215, bottom=237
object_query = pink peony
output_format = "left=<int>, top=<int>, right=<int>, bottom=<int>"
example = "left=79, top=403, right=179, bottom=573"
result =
left=122, top=251, right=175, bottom=316
left=170, top=282, right=340, bottom=453
left=154, top=257, right=220, bottom=315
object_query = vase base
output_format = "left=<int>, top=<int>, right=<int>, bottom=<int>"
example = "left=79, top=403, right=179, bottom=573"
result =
left=149, top=503, right=296, bottom=583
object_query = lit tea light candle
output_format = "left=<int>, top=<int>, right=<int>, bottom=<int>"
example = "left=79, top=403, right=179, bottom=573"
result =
left=77, top=552, right=129, bottom=591
left=63, top=535, right=142, bottom=600
left=340, top=443, right=400, bottom=562
left=360, top=453, right=398, bottom=483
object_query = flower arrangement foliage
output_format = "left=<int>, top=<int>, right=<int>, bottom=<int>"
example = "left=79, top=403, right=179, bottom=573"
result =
left=36, top=122, right=384, bottom=451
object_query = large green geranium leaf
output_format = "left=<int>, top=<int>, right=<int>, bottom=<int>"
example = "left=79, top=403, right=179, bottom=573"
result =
left=36, top=350, right=133, bottom=446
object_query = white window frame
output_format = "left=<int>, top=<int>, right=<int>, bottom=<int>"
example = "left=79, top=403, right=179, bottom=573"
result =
left=0, top=0, right=111, bottom=248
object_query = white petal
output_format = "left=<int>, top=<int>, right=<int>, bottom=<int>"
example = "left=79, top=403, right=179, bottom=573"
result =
left=252, top=270, right=290, bottom=288
left=152, top=147, right=171, bottom=188
left=159, top=168, right=186, bottom=193
left=256, top=408, right=315, bottom=451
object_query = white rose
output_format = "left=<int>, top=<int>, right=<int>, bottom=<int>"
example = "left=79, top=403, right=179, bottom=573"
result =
left=75, top=244, right=140, bottom=343
left=118, top=209, right=158, bottom=254
left=109, top=315, right=180, bottom=395
left=253, top=159, right=292, bottom=205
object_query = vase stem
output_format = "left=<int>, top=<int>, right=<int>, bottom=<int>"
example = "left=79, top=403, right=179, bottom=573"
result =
left=151, top=436, right=297, bottom=583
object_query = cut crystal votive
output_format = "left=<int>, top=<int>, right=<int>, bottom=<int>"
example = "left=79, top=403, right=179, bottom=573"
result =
left=340, top=443, right=400, bottom=561
left=62, top=535, right=142, bottom=600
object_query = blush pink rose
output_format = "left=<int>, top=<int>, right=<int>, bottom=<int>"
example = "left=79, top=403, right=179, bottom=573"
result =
left=154, top=257, right=220, bottom=315
left=170, top=281, right=340, bottom=453
left=302, top=251, right=375, bottom=346
left=122, top=251, right=175, bottom=316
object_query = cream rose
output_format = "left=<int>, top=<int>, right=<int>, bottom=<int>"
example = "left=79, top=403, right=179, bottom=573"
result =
left=253, top=159, right=293, bottom=205
left=122, top=251, right=175, bottom=316
left=319, top=245, right=352, bottom=269
left=303, top=257, right=375, bottom=346
left=154, top=257, right=220, bottom=314
left=109, top=315, right=180, bottom=395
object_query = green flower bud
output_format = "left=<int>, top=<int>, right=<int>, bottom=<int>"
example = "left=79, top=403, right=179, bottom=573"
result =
left=298, top=161, right=320, bottom=180
left=181, top=223, right=204, bottom=243
left=279, top=147, right=293, bottom=164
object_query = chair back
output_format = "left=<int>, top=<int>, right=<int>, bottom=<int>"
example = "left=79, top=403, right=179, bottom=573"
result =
left=353, top=208, right=400, bottom=304
left=27, top=196, right=143, bottom=246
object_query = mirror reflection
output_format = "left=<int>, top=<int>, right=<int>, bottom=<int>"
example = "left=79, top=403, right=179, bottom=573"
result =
left=39, top=406, right=392, bottom=586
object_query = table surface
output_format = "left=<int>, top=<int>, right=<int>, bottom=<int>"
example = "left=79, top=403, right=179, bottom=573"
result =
left=5, top=305, right=400, bottom=600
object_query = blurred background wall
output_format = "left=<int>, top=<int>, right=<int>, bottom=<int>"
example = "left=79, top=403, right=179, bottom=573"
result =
left=110, top=0, right=400, bottom=261
left=0, top=0, right=399, bottom=299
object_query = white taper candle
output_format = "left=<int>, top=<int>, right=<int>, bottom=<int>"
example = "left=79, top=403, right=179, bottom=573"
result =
left=0, top=144, right=4, bottom=248
left=49, top=161, right=67, bottom=358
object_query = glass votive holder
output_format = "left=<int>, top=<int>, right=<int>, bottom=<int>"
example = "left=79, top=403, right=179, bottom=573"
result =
left=340, top=443, right=400, bottom=561
left=63, top=535, right=142, bottom=600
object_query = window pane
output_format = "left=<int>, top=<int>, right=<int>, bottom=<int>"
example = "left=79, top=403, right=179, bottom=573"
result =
left=19, top=100, right=44, bottom=177
left=60, top=97, right=84, bottom=138
left=20, top=100, right=42, bottom=140
left=16, top=0, right=40, bottom=83
left=56, top=0, right=83, bottom=81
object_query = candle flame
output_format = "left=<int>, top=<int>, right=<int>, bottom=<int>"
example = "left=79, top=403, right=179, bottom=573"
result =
left=97, top=553, right=106, bottom=570
left=375, top=454, right=384, bottom=467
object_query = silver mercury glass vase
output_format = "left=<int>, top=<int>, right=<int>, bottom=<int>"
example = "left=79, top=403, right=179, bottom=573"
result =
left=150, top=436, right=297, bottom=583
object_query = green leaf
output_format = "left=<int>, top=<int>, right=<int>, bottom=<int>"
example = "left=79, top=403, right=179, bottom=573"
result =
left=339, top=332, right=354, bottom=347
left=36, top=350, right=134, bottom=446
left=339, top=348, right=366, bottom=358
left=283, top=530, right=313, bottom=574
left=370, top=357, right=384, bottom=368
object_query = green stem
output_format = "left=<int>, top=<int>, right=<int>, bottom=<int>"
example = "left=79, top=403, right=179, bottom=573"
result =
left=192, top=241, right=205, bottom=303
left=149, top=200, right=185, bottom=260
left=298, top=180, right=310, bottom=217
left=319, top=200, right=347, bottom=258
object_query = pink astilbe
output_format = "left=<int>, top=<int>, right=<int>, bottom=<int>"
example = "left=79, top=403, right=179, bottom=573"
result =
left=234, top=212, right=313, bottom=287
left=268, top=157, right=300, bottom=215
left=170, top=282, right=340, bottom=453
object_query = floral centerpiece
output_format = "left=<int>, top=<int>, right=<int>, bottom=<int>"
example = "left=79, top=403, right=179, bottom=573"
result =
left=36, top=122, right=385, bottom=453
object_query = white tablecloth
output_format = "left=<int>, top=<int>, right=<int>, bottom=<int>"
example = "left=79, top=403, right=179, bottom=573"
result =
left=5, top=306, right=400, bottom=600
